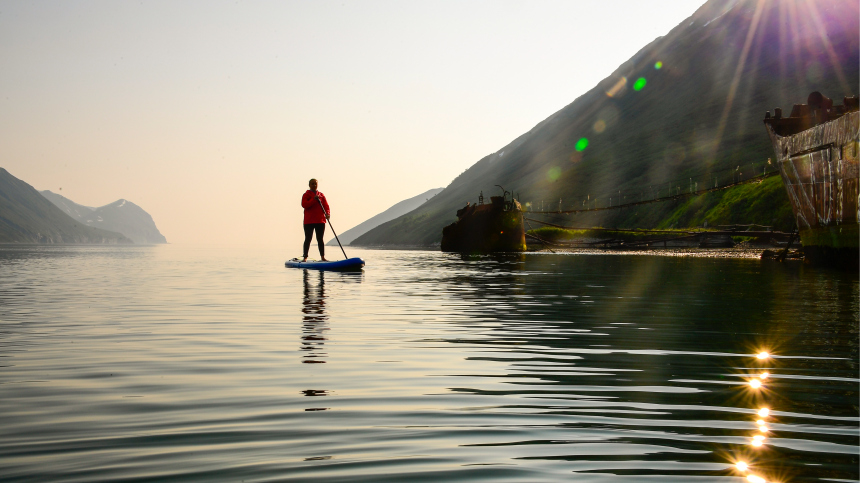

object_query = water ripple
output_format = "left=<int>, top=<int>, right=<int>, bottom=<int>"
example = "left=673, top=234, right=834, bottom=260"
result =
left=0, top=245, right=856, bottom=482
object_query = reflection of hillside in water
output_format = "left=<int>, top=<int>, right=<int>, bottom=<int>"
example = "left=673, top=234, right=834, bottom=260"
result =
left=435, top=254, right=859, bottom=480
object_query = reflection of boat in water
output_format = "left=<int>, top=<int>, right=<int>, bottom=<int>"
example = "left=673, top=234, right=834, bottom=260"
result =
left=301, top=270, right=328, bottom=364
left=298, top=269, right=360, bottom=411
left=763, top=92, right=859, bottom=268
left=299, top=269, right=362, bottom=365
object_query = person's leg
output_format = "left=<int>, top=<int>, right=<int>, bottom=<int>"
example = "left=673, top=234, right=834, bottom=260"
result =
left=315, top=223, right=327, bottom=260
left=303, top=224, right=314, bottom=261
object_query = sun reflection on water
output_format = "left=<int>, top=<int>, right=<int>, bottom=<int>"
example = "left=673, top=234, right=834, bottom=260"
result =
left=727, top=349, right=783, bottom=482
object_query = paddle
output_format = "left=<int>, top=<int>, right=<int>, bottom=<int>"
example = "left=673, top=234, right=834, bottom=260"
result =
left=317, top=195, right=348, bottom=260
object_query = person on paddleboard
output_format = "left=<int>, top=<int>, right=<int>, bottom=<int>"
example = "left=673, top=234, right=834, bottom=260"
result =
left=301, top=178, right=330, bottom=262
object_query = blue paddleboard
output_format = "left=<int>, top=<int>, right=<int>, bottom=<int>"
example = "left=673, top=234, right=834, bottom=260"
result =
left=285, top=257, right=365, bottom=271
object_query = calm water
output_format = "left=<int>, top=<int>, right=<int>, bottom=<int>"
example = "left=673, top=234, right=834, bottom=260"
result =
left=0, top=245, right=857, bottom=482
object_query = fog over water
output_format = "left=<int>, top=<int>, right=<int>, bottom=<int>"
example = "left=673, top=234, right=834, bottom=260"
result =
left=0, top=246, right=857, bottom=482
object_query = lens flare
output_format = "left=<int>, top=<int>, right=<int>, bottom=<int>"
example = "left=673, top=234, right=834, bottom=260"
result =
left=747, top=474, right=766, bottom=483
left=606, top=77, right=627, bottom=97
left=751, top=439, right=763, bottom=447
left=749, top=379, right=762, bottom=389
left=756, top=352, right=769, bottom=360
left=575, top=138, right=589, bottom=151
left=633, top=77, right=647, bottom=91
left=753, top=435, right=766, bottom=442
left=758, top=407, right=769, bottom=417
left=736, top=461, right=748, bottom=471
left=654, top=61, right=663, bottom=69
left=758, top=425, right=768, bottom=433
left=547, top=166, right=561, bottom=182
left=756, top=419, right=766, bottom=426
left=592, top=120, right=606, bottom=134
left=759, top=372, right=769, bottom=379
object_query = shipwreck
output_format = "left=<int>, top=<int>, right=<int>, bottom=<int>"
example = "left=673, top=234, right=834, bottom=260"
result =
left=441, top=188, right=526, bottom=253
left=763, top=91, right=859, bottom=268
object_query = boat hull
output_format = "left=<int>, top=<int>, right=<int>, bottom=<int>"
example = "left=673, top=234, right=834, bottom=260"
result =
left=798, top=224, right=859, bottom=267
left=441, top=197, right=526, bottom=253
left=765, top=108, right=859, bottom=268
left=285, top=257, right=365, bottom=271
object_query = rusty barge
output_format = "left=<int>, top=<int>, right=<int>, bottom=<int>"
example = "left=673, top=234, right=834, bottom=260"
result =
left=441, top=189, right=526, bottom=253
left=763, top=92, right=859, bottom=268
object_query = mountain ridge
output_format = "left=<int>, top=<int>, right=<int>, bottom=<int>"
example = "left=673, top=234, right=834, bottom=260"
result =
left=41, top=190, right=167, bottom=244
left=0, top=168, right=132, bottom=244
left=353, top=0, right=858, bottom=247
left=326, top=187, right=444, bottom=246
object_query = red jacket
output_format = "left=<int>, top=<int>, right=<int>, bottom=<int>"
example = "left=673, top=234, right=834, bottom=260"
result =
left=301, top=190, right=330, bottom=224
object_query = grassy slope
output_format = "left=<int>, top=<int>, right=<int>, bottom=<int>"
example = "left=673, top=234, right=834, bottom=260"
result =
left=353, top=0, right=858, bottom=246
left=657, top=175, right=795, bottom=230
left=530, top=175, right=795, bottom=243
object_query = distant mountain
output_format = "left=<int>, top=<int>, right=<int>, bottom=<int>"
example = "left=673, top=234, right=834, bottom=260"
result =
left=0, top=168, right=132, bottom=244
left=41, top=190, right=166, bottom=244
left=353, top=0, right=859, bottom=247
left=327, top=188, right=444, bottom=246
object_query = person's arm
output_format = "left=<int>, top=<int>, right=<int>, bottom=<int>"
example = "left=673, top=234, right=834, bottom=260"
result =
left=301, top=191, right=313, bottom=208
left=321, top=193, right=331, bottom=219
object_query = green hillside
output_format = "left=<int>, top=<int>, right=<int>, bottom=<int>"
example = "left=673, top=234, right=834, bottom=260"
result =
left=656, top=175, right=795, bottom=230
left=353, top=0, right=859, bottom=247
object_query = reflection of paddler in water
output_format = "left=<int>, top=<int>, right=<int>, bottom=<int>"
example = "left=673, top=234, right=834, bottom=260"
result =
left=301, top=269, right=328, bottom=364
left=301, top=178, right=330, bottom=262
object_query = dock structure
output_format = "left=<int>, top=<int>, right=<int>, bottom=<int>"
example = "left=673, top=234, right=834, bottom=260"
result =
left=523, top=219, right=795, bottom=250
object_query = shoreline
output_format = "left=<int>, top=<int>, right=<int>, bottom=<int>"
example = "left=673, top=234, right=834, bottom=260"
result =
left=353, top=244, right=803, bottom=260
left=528, top=246, right=785, bottom=259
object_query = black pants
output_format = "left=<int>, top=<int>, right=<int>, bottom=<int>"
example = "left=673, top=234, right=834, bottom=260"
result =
left=303, top=223, right=326, bottom=258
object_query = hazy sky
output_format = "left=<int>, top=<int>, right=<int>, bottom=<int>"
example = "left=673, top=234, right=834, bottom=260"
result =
left=1, top=0, right=707, bottom=246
